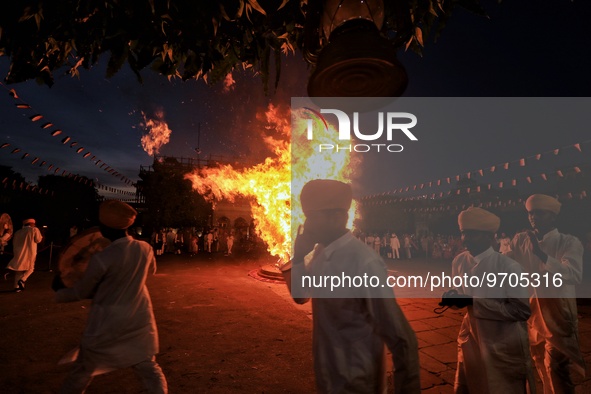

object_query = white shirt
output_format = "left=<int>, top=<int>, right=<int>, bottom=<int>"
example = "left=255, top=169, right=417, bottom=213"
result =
left=509, top=229, right=582, bottom=298
left=452, top=247, right=533, bottom=393
left=56, top=236, right=159, bottom=374
left=7, top=225, right=43, bottom=271
left=508, top=229, right=585, bottom=377
left=292, top=231, right=420, bottom=393
left=390, top=236, right=400, bottom=249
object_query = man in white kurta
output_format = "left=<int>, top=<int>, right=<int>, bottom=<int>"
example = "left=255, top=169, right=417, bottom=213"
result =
left=6, top=218, right=43, bottom=291
left=287, top=180, right=420, bottom=393
left=373, top=235, right=381, bottom=254
left=206, top=231, right=213, bottom=252
left=508, top=194, right=584, bottom=393
left=390, top=233, right=401, bottom=259
left=55, top=200, right=167, bottom=394
left=445, top=207, right=534, bottom=393
left=403, top=235, right=412, bottom=259
left=226, top=233, right=234, bottom=255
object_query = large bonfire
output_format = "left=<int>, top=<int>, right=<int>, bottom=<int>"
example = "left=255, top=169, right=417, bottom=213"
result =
left=185, top=104, right=357, bottom=262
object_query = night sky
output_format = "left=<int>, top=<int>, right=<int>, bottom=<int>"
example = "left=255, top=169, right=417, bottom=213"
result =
left=1, top=0, right=590, bottom=198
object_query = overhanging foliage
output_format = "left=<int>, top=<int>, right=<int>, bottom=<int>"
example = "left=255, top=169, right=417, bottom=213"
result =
left=0, top=0, right=486, bottom=91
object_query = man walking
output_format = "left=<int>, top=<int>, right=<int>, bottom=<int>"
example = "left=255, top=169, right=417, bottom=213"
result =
left=285, top=179, right=420, bottom=393
left=508, top=194, right=585, bottom=393
left=5, top=218, right=43, bottom=292
left=226, top=233, right=234, bottom=255
left=55, top=200, right=168, bottom=393
left=442, top=207, right=534, bottom=393
left=390, top=233, right=401, bottom=259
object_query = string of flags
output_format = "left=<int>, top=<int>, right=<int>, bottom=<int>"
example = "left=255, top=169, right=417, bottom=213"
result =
left=1, top=176, right=138, bottom=205
left=360, top=169, right=588, bottom=206
left=361, top=140, right=589, bottom=202
left=362, top=190, right=588, bottom=212
left=2, top=176, right=54, bottom=196
left=397, top=190, right=588, bottom=214
left=95, top=181, right=136, bottom=196
left=360, top=185, right=588, bottom=207
left=1, top=140, right=95, bottom=183
left=1, top=174, right=137, bottom=199
left=1, top=141, right=135, bottom=196
left=1, top=83, right=136, bottom=187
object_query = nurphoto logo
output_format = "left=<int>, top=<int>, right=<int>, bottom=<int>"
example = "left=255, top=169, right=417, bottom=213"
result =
left=306, top=108, right=418, bottom=153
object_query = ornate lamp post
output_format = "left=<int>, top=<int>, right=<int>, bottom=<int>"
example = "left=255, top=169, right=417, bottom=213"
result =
left=304, top=0, right=411, bottom=97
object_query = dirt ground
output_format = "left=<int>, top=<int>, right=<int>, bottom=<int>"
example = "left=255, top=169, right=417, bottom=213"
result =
left=3, top=249, right=591, bottom=393
left=0, top=250, right=317, bottom=393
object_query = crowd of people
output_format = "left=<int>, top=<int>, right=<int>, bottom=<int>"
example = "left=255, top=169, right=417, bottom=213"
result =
left=1, top=180, right=587, bottom=393
left=285, top=180, right=586, bottom=393
left=358, top=231, right=528, bottom=262
left=150, top=227, right=243, bottom=257
left=357, top=231, right=465, bottom=261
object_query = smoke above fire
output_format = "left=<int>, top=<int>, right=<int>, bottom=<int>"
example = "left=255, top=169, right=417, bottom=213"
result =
left=185, top=104, right=357, bottom=261
left=140, top=109, right=172, bottom=156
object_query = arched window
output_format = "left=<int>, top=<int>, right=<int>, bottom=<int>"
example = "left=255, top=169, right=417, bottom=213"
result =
left=218, top=216, right=230, bottom=229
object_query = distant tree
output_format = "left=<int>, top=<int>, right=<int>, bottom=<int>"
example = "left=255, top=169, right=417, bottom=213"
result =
left=0, top=165, right=25, bottom=182
left=0, top=164, right=39, bottom=220
left=0, top=165, right=26, bottom=206
left=138, top=157, right=212, bottom=231
left=37, top=174, right=101, bottom=243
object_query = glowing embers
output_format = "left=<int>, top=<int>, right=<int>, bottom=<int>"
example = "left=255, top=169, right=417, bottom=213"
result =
left=141, top=110, right=172, bottom=156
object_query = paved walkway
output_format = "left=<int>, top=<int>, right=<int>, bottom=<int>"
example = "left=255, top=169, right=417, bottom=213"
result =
left=270, top=257, right=591, bottom=393
left=271, top=287, right=591, bottom=393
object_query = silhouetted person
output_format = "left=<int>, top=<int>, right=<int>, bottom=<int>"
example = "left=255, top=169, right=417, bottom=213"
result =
left=55, top=200, right=167, bottom=393
left=442, top=207, right=534, bottom=393
left=508, top=194, right=584, bottom=393
left=284, top=179, right=419, bottom=393
left=5, top=218, right=42, bottom=292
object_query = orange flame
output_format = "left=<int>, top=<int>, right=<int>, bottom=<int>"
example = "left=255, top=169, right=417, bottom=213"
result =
left=185, top=104, right=357, bottom=261
left=222, top=73, right=236, bottom=93
left=140, top=110, right=172, bottom=156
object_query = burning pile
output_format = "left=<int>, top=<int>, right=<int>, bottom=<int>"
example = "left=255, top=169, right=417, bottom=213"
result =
left=185, top=104, right=357, bottom=262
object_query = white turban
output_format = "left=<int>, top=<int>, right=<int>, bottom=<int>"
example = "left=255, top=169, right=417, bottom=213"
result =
left=458, top=207, right=500, bottom=233
left=525, top=194, right=561, bottom=214
left=300, top=179, right=353, bottom=215
left=22, top=218, right=35, bottom=226
left=99, top=200, right=137, bottom=229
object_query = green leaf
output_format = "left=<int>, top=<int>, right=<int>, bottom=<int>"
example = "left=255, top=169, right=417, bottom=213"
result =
left=236, top=0, right=245, bottom=18
left=415, top=26, right=424, bottom=47
left=219, top=4, right=232, bottom=21
left=247, top=0, right=266, bottom=16
left=405, top=36, right=413, bottom=51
